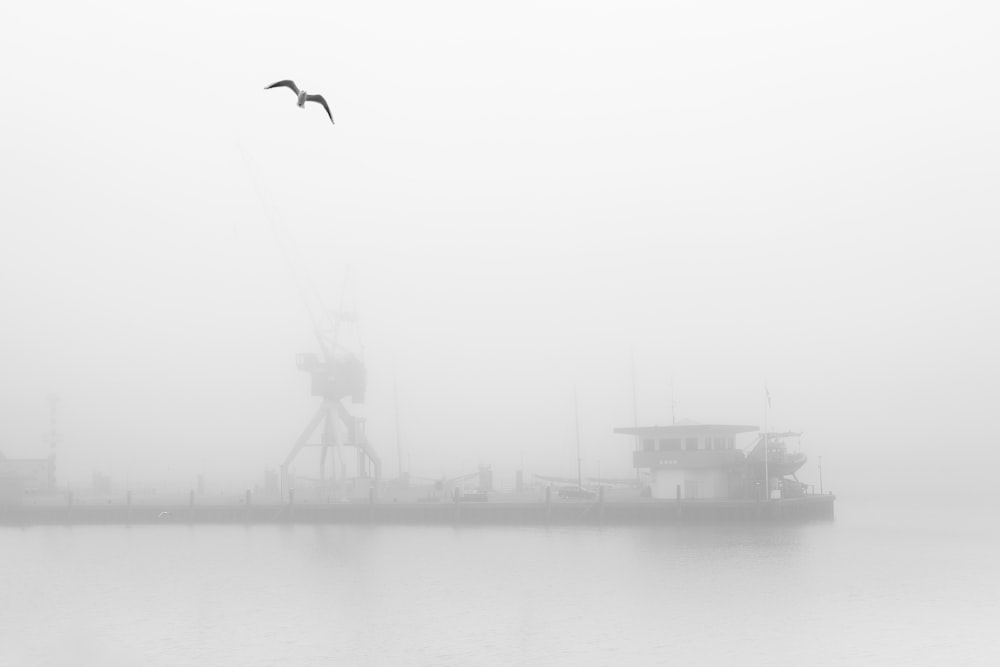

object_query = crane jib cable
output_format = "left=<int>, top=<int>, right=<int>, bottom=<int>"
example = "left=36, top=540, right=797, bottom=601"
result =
left=236, top=142, right=335, bottom=343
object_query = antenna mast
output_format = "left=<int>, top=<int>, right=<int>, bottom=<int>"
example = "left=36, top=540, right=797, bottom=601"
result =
left=670, top=376, right=676, bottom=425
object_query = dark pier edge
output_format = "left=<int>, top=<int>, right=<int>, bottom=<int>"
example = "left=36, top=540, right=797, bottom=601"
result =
left=0, top=495, right=835, bottom=526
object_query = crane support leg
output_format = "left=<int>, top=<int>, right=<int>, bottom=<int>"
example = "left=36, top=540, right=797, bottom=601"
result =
left=281, top=402, right=328, bottom=499
left=337, top=402, right=382, bottom=497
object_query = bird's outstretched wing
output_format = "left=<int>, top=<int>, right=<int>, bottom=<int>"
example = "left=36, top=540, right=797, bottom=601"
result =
left=265, top=79, right=300, bottom=94
left=305, top=94, right=335, bottom=124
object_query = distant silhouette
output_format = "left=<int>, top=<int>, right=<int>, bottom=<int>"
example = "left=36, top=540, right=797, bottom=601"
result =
left=158, top=511, right=171, bottom=519
left=265, top=80, right=335, bottom=125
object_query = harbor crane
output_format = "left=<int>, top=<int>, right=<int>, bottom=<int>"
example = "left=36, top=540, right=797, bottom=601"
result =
left=241, top=95, right=381, bottom=501
left=279, top=276, right=382, bottom=500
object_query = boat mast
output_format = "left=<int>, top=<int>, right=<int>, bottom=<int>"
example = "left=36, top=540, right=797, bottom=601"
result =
left=575, top=388, right=582, bottom=490
left=394, top=363, right=403, bottom=482
left=763, top=385, right=770, bottom=500
left=630, top=349, right=639, bottom=485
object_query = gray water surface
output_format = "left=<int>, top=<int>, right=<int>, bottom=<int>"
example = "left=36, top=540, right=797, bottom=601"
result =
left=4, top=502, right=998, bottom=666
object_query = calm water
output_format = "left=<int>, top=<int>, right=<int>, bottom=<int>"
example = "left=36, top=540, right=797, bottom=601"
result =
left=3, top=501, right=998, bottom=666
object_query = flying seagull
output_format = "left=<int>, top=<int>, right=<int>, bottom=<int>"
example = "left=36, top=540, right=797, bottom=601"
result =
left=265, top=80, right=335, bottom=125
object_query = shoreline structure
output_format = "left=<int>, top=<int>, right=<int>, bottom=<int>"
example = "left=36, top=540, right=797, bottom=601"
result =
left=1, top=493, right=835, bottom=526
left=2, top=420, right=834, bottom=524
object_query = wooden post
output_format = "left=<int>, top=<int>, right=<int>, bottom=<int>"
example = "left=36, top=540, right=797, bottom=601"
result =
left=545, top=486, right=552, bottom=523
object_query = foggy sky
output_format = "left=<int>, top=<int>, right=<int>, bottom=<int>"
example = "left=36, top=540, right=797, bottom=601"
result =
left=2, top=1, right=997, bottom=498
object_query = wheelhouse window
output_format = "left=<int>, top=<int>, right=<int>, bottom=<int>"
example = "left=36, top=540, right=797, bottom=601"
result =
left=660, top=438, right=681, bottom=451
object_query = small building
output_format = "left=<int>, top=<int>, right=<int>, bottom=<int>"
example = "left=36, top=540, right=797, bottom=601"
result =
left=0, top=473, right=24, bottom=506
left=0, top=452, right=54, bottom=495
left=91, top=471, right=113, bottom=495
left=614, top=421, right=757, bottom=500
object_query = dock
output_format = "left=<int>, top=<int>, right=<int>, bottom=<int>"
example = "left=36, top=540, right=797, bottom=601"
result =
left=0, top=494, right=835, bottom=526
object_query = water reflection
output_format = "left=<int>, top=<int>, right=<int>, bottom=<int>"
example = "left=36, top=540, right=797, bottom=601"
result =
left=1, top=516, right=995, bottom=666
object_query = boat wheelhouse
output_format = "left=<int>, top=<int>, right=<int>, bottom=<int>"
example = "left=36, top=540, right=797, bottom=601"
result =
left=615, top=422, right=754, bottom=500
left=614, top=421, right=809, bottom=500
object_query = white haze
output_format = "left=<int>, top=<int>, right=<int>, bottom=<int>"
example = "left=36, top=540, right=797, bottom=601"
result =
left=1, top=1, right=997, bottom=502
